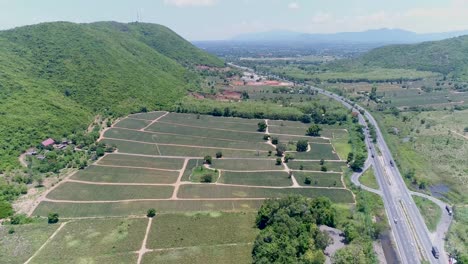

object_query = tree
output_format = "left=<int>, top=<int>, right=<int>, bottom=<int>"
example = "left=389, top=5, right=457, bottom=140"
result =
left=147, top=208, right=156, bottom=217
left=201, top=174, right=213, bottom=183
left=257, top=121, right=267, bottom=132
left=464, top=127, right=468, bottom=133
left=276, top=158, right=282, bottom=165
left=204, top=155, right=212, bottom=165
left=369, top=84, right=377, bottom=101
left=306, top=124, right=322, bottom=137
left=216, top=151, right=223, bottom=159
left=0, top=201, right=13, bottom=219
left=276, top=144, right=287, bottom=156
left=332, top=244, right=367, bottom=264
left=296, top=140, right=308, bottom=152
left=48, top=212, right=59, bottom=224
left=304, top=176, right=312, bottom=185
left=321, top=165, right=327, bottom=172
left=319, top=159, right=325, bottom=165
left=241, top=91, right=249, bottom=99
left=271, top=137, right=279, bottom=145
left=301, top=114, right=311, bottom=123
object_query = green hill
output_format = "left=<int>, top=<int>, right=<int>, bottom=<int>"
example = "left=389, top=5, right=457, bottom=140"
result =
left=0, top=21, right=223, bottom=171
left=354, top=35, right=468, bottom=79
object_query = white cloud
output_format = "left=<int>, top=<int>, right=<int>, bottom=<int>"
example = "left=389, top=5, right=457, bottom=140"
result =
left=163, top=0, right=217, bottom=7
left=288, top=2, right=300, bottom=10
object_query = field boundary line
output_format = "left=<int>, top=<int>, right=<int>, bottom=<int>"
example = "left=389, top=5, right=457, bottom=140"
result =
left=140, top=111, right=169, bottom=131
left=67, top=179, right=175, bottom=186
left=24, top=221, right=68, bottom=264
left=137, top=217, right=153, bottom=264
left=93, top=164, right=180, bottom=172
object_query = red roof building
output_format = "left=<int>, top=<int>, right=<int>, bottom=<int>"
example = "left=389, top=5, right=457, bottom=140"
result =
left=41, top=138, right=55, bottom=147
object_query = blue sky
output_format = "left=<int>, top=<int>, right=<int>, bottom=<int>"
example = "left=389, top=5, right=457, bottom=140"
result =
left=1, top=0, right=467, bottom=40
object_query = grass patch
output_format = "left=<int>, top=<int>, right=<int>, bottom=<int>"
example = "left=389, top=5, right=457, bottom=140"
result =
left=31, top=218, right=146, bottom=264
left=0, top=221, right=59, bottom=264
left=46, top=182, right=174, bottom=201
left=447, top=206, right=468, bottom=261
left=219, top=171, right=292, bottom=187
left=413, top=196, right=442, bottom=232
left=147, top=212, right=257, bottom=249
left=142, top=244, right=253, bottom=264
left=359, top=167, right=380, bottom=190
left=72, top=165, right=179, bottom=184
left=190, top=166, right=219, bottom=183
left=292, top=143, right=340, bottom=160
left=181, top=159, right=203, bottom=181
left=293, top=172, right=343, bottom=187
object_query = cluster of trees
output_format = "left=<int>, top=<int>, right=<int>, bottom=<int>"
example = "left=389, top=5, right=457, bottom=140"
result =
left=347, top=118, right=368, bottom=171
left=252, top=196, right=336, bottom=263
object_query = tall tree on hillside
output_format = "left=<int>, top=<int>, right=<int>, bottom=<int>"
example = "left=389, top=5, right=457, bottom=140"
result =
left=306, top=124, right=322, bottom=137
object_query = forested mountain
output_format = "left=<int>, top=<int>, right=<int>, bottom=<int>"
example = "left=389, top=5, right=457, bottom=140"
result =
left=0, top=21, right=223, bottom=170
left=353, top=35, right=468, bottom=79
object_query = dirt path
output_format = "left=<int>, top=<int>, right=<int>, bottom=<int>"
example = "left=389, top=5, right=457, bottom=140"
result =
left=171, top=159, right=189, bottom=200
left=136, top=217, right=153, bottom=264
left=18, top=153, right=28, bottom=167
left=140, top=111, right=169, bottom=131
left=24, top=222, right=68, bottom=264
left=451, top=129, right=468, bottom=140
left=145, top=242, right=253, bottom=253
left=93, top=164, right=180, bottom=172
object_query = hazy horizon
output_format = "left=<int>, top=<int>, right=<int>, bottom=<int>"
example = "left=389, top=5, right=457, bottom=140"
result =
left=1, top=0, right=468, bottom=41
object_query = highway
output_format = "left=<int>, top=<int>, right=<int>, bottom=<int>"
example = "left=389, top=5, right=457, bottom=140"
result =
left=313, top=88, right=451, bottom=264
left=230, top=63, right=452, bottom=263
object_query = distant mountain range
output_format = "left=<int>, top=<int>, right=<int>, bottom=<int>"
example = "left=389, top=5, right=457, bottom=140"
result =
left=232, top=28, right=468, bottom=44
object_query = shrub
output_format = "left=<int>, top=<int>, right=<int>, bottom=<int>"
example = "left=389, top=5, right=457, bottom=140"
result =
left=47, top=212, right=59, bottom=224
left=257, top=121, right=267, bottom=132
left=276, top=144, right=287, bottom=156
left=271, top=137, right=279, bottom=145
left=204, top=155, right=212, bottom=165
left=296, top=140, right=308, bottom=152
left=147, top=208, right=156, bottom=218
left=276, top=158, right=282, bottom=165
left=263, top=134, right=270, bottom=140
left=304, top=176, right=312, bottom=185
left=216, top=151, right=223, bottom=159
left=201, top=174, right=213, bottom=183
left=321, top=166, right=328, bottom=172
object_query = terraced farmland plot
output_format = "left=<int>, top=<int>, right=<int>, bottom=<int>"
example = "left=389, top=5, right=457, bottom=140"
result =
left=142, top=244, right=253, bottom=264
left=71, top=165, right=180, bottom=184
left=274, top=134, right=330, bottom=144
left=218, top=171, right=292, bottom=186
left=47, top=182, right=174, bottom=201
left=98, top=154, right=184, bottom=170
left=211, top=159, right=282, bottom=171
left=113, top=118, right=151, bottom=130
left=147, top=213, right=257, bottom=249
left=102, top=139, right=270, bottom=158
left=145, top=122, right=265, bottom=142
left=178, top=185, right=354, bottom=203
left=292, top=143, right=340, bottom=160
left=104, top=128, right=272, bottom=151
left=269, top=125, right=339, bottom=139
left=159, top=114, right=261, bottom=132
left=288, top=160, right=346, bottom=172
left=161, top=112, right=262, bottom=126
left=29, top=218, right=146, bottom=264
left=33, top=200, right=264, bottom=217
left=293, top=172, right=343, bottom=187
left=128, top=111, right=167, bottom=120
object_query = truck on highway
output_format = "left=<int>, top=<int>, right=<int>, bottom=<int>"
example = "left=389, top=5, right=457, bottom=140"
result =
left=432, top=246, right=440, bottom=259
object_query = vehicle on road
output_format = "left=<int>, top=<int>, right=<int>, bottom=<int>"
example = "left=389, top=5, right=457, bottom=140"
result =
left=445, top=205, right=453, bottom=216
left=432, top=246, right=440, bottom=259
left=389, top=160, right=394, bottom=167
left=394, top=218, right=398, bottom=223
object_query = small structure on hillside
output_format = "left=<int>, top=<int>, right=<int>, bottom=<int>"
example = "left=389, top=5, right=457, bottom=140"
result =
left=41, top=138, right=55, bottom=147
